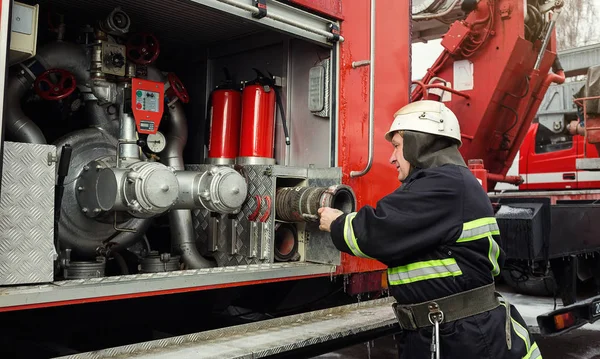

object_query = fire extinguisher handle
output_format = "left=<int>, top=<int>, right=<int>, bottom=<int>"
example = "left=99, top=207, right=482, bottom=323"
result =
left=274, top=87, right=290, bottom=146
left=252, top=68, right=267, bottom=81
left=204, top=91, right=214, bottom=148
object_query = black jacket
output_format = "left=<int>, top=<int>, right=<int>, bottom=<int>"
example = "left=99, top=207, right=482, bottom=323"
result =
left=330, top=163, right=503, bottom=304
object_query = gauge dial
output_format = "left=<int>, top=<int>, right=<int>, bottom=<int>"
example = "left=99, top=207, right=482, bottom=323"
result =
left=147, top=131, right=166, bottom=153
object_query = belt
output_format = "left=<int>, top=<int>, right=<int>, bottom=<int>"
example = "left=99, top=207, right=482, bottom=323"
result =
left=391, top=283, right=513, bottom=350
left=391, top=283, right=500, bottom=330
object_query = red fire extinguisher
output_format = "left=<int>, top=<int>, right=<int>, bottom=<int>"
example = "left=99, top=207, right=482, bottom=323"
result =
left=206, top=69, right=243, bottom=164
left=238, top=69, right=289, bottom=162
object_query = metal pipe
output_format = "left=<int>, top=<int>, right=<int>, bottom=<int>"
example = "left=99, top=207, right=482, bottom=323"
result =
left=118, top=110, right=140, bottom=161
left=487, top=173, right=524, bottom=185
left=215, top=0, right=344, bottom=42
left=162, top=101, right=215, bottom=269
left=35, top=41, right=91, bottom=86
left=85, top=100, right=119, bottom=135
left=5, top=69, right=47, bottom=143
left=350, top=0, right=375, bottom=178
left=534, top=8, right=561, bottom=70
left=412, top=0, right=461, bottom=20
left=5, top=41, right=90, bottom=144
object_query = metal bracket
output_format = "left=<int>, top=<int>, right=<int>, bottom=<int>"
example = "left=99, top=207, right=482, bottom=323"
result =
left=328, top=23, right=340, bottom=43
left=207, top=215, right=220, bottom=252
left=47, top=151, right=58, bottom=166
left=252, top=0, right=267, bottom=19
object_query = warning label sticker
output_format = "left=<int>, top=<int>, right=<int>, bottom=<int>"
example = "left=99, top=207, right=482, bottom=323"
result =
left=135, top=90, right=160, bottom=112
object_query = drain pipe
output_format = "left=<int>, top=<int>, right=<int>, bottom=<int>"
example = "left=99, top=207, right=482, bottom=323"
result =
left=164, top=102, right=215, bottom=269
left=5, top=69, right=46, bottom=143
left=148, top=67, right=215, bottom=269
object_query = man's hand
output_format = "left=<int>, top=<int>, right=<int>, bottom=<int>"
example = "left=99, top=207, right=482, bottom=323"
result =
left=318, top=207, right=344, bottom=232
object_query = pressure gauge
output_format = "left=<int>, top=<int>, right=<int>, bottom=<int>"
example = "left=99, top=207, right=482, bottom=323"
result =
left=147, top=131, right=166, bottom=153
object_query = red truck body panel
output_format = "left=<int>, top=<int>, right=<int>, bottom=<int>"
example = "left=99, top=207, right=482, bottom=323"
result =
left=335, top=0, right=410, bottom=274
left=287, top=0, right=343, bottom=20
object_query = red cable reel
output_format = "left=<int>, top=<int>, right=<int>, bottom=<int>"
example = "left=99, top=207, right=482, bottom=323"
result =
left=34, top=69, right=77, bottom=101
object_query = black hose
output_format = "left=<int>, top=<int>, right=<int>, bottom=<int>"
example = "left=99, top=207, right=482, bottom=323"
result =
left=552, top=56, right=564, bottom=73
left=112, top=252, right=129, bottom=275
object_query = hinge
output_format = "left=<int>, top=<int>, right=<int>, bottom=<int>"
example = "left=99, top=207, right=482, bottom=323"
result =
left=328, top=23, right=340, bottom=43
left=47, top=151, right=58, bottom=166
left=252, top=0, right=267, bottom=19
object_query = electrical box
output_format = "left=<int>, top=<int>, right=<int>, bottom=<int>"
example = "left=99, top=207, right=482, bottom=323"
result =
left=9, top=2, right=39, bottom=66
left=131, top=78, right=165, bottom=134
left=308, top=58, right=330, bottom=118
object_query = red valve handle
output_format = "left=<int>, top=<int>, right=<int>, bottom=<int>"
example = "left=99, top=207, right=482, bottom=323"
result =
left=167, top=72, right=190, bottom=104
left=126, top=32, right=160, bottom=65
left=34, top=68, right=77, bottom=101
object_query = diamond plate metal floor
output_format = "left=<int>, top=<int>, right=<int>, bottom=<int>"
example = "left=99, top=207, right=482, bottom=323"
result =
left=54, top=297, right=400, bottom=359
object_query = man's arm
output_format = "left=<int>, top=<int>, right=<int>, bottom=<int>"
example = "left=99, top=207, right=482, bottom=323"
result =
left=329, top=170, right=463, bottom=263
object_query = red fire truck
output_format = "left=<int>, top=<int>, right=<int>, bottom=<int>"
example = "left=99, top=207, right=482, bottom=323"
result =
left=0, top=0, right=596, bottom=357
left=498, top=113, right=600, bottom=191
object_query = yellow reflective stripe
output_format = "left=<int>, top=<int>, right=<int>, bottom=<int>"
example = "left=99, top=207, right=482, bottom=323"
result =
left=458, top=217, right=500, bottom=243
left=489, top=235, right=501, bottom=277
left=463, top=217, right=497, bottom=230
left=512, top=318, right=531, bottom=352
left=343, top=212, right=372, bottom=259
left=457, top=217, right=502, bottom=276
left=500, top=301, right=536, bottom=357
left=457, top=230, right=501, bottom=243
left=387, top=258, right=462, bottom=285
left=523, top=342, right=542, bottom=359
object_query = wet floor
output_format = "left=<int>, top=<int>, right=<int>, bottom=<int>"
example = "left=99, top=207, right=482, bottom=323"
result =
left=313, top=330, right=600, bottom=358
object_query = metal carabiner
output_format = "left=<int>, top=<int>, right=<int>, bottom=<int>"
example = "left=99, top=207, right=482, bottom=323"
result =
left=428, top=302, right=444, bottom=359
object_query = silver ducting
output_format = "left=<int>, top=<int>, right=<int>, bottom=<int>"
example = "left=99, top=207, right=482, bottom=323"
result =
left=118, top=91, right=141, bottom=161
left=5, top=69, right=47, bottom=143
left=84, top=100, right=119, bottom=134
left=6, top=41, right=90, bottom=144
left=35, top=41, right=91, bottom=86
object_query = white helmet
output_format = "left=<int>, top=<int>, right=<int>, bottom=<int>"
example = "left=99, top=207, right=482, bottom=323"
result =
left=384, top=100, right=462, bottom=146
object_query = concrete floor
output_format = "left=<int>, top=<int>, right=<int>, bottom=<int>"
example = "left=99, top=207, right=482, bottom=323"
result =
left=314, top=330, right=600, bottom=358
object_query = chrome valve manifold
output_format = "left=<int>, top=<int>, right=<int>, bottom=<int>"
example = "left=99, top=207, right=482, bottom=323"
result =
left=76, top=159, right=247, bottom=218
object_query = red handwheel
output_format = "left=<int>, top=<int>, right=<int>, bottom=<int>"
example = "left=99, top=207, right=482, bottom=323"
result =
left=126, top=32, right=160, bottom=65
left=34, top=68, right=77, bottom=101
left=167, top=72, right=190, bottom=104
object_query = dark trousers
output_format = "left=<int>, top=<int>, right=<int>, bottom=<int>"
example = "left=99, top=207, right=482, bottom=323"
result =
left=395, top=304, right=541, bottom=359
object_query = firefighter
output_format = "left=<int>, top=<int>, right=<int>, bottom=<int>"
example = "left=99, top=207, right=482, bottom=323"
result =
left=318, top=100, right=542, bottom=359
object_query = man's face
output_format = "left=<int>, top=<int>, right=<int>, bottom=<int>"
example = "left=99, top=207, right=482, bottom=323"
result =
left=389, top=132, right=412, bottom=181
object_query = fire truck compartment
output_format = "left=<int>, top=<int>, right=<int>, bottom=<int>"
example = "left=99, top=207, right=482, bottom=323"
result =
left=0, top=0, right=351, bottom=302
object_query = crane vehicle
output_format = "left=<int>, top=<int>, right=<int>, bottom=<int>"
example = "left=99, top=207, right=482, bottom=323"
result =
left=0, top=0, right=595, bottom=357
